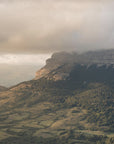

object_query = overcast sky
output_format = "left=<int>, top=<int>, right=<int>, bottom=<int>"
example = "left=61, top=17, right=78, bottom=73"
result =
left=0, top=0, right=114, bottom=54
left=0, top=0, right=114, bottom=86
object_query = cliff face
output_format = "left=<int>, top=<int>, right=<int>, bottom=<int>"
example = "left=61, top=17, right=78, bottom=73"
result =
left=35, top=52, right=77, bottom=80
left=35, top=49, right=114, bottom=81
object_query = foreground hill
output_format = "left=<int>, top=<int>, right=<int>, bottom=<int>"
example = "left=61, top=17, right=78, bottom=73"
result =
left=0, top=50, right=114, bottom=144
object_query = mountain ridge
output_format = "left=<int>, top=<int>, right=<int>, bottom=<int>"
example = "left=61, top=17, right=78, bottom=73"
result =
left=0, top=49, right=114, bottom=144
left=35, top=49, right=114, bottom=81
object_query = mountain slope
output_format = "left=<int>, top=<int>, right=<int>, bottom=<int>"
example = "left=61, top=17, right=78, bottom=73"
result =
left=0, top=80, right=113, bottom=144
left=0, top=50, right=114, bottom=144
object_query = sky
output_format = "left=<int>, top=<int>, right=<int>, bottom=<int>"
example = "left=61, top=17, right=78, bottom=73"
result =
left=0, top=0, right=114, bottom=86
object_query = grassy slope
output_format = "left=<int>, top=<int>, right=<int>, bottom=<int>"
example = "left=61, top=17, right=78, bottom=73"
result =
left=0, top=78, right=114, bottom=143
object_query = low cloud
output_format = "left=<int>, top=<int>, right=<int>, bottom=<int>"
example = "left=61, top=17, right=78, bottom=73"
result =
left=0, top=0, right=113, bottom=54
left=0, top=54, right=51, bottom=65
left=0, top=0, right=114, bottom=86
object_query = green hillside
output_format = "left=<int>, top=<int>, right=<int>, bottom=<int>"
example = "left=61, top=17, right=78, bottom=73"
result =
left=0, top=77, right=114, bottom=144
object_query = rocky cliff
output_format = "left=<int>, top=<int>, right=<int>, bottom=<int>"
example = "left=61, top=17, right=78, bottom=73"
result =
left=35, top=49, right=114, bottom=81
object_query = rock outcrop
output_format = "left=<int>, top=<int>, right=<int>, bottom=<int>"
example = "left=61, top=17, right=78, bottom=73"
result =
left=35, top=52, right=77, bottom=80
left=35, top=49, right=114, bottom=81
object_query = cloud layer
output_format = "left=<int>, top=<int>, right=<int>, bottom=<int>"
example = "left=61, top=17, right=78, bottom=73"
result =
left=0, top=54, right=51, bottom=65
left=0, top=0, right=113, bottom=54
left=0, top=0, right=114, bottom=87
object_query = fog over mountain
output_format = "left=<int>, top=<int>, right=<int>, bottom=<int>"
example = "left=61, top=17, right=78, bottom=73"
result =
left=35, top=49, right=114, bottom=81
left=0, top=0, right=114, bottom=86
left=0, top=1, right=114, bottom=143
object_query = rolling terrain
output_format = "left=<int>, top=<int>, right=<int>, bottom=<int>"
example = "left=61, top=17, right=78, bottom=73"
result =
left=0, top=50, right=114, bottom=144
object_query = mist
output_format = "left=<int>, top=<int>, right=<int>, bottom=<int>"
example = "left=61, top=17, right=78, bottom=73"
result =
left=0, top=54, right=51, bottom=87
left=0, top=0, right=113, bottom=54
left=0, top=0, right=114, bottom=86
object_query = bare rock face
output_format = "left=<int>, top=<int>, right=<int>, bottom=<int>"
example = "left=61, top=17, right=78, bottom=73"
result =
left=35, top=52, right=77, bottom=80
left=35, top=49, right=114, bottom=81
left=35, top=68, right=50, bottom=80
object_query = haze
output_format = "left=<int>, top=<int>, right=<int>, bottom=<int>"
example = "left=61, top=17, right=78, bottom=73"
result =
left=0, top=0, right=114, bottom=86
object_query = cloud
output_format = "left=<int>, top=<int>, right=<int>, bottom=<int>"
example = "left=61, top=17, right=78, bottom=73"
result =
left=0, top=54, right=51, bottom=65
left=0, top=0, right=113, bottom=54
left=0, top=0, right=114, bottom=87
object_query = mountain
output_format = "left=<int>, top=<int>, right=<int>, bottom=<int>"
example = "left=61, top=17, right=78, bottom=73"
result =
left=0, top=50, right=114, bottom=144
left=35, top=49, right=114, bottom=81
left=0, top=86, right=7, bottom=92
